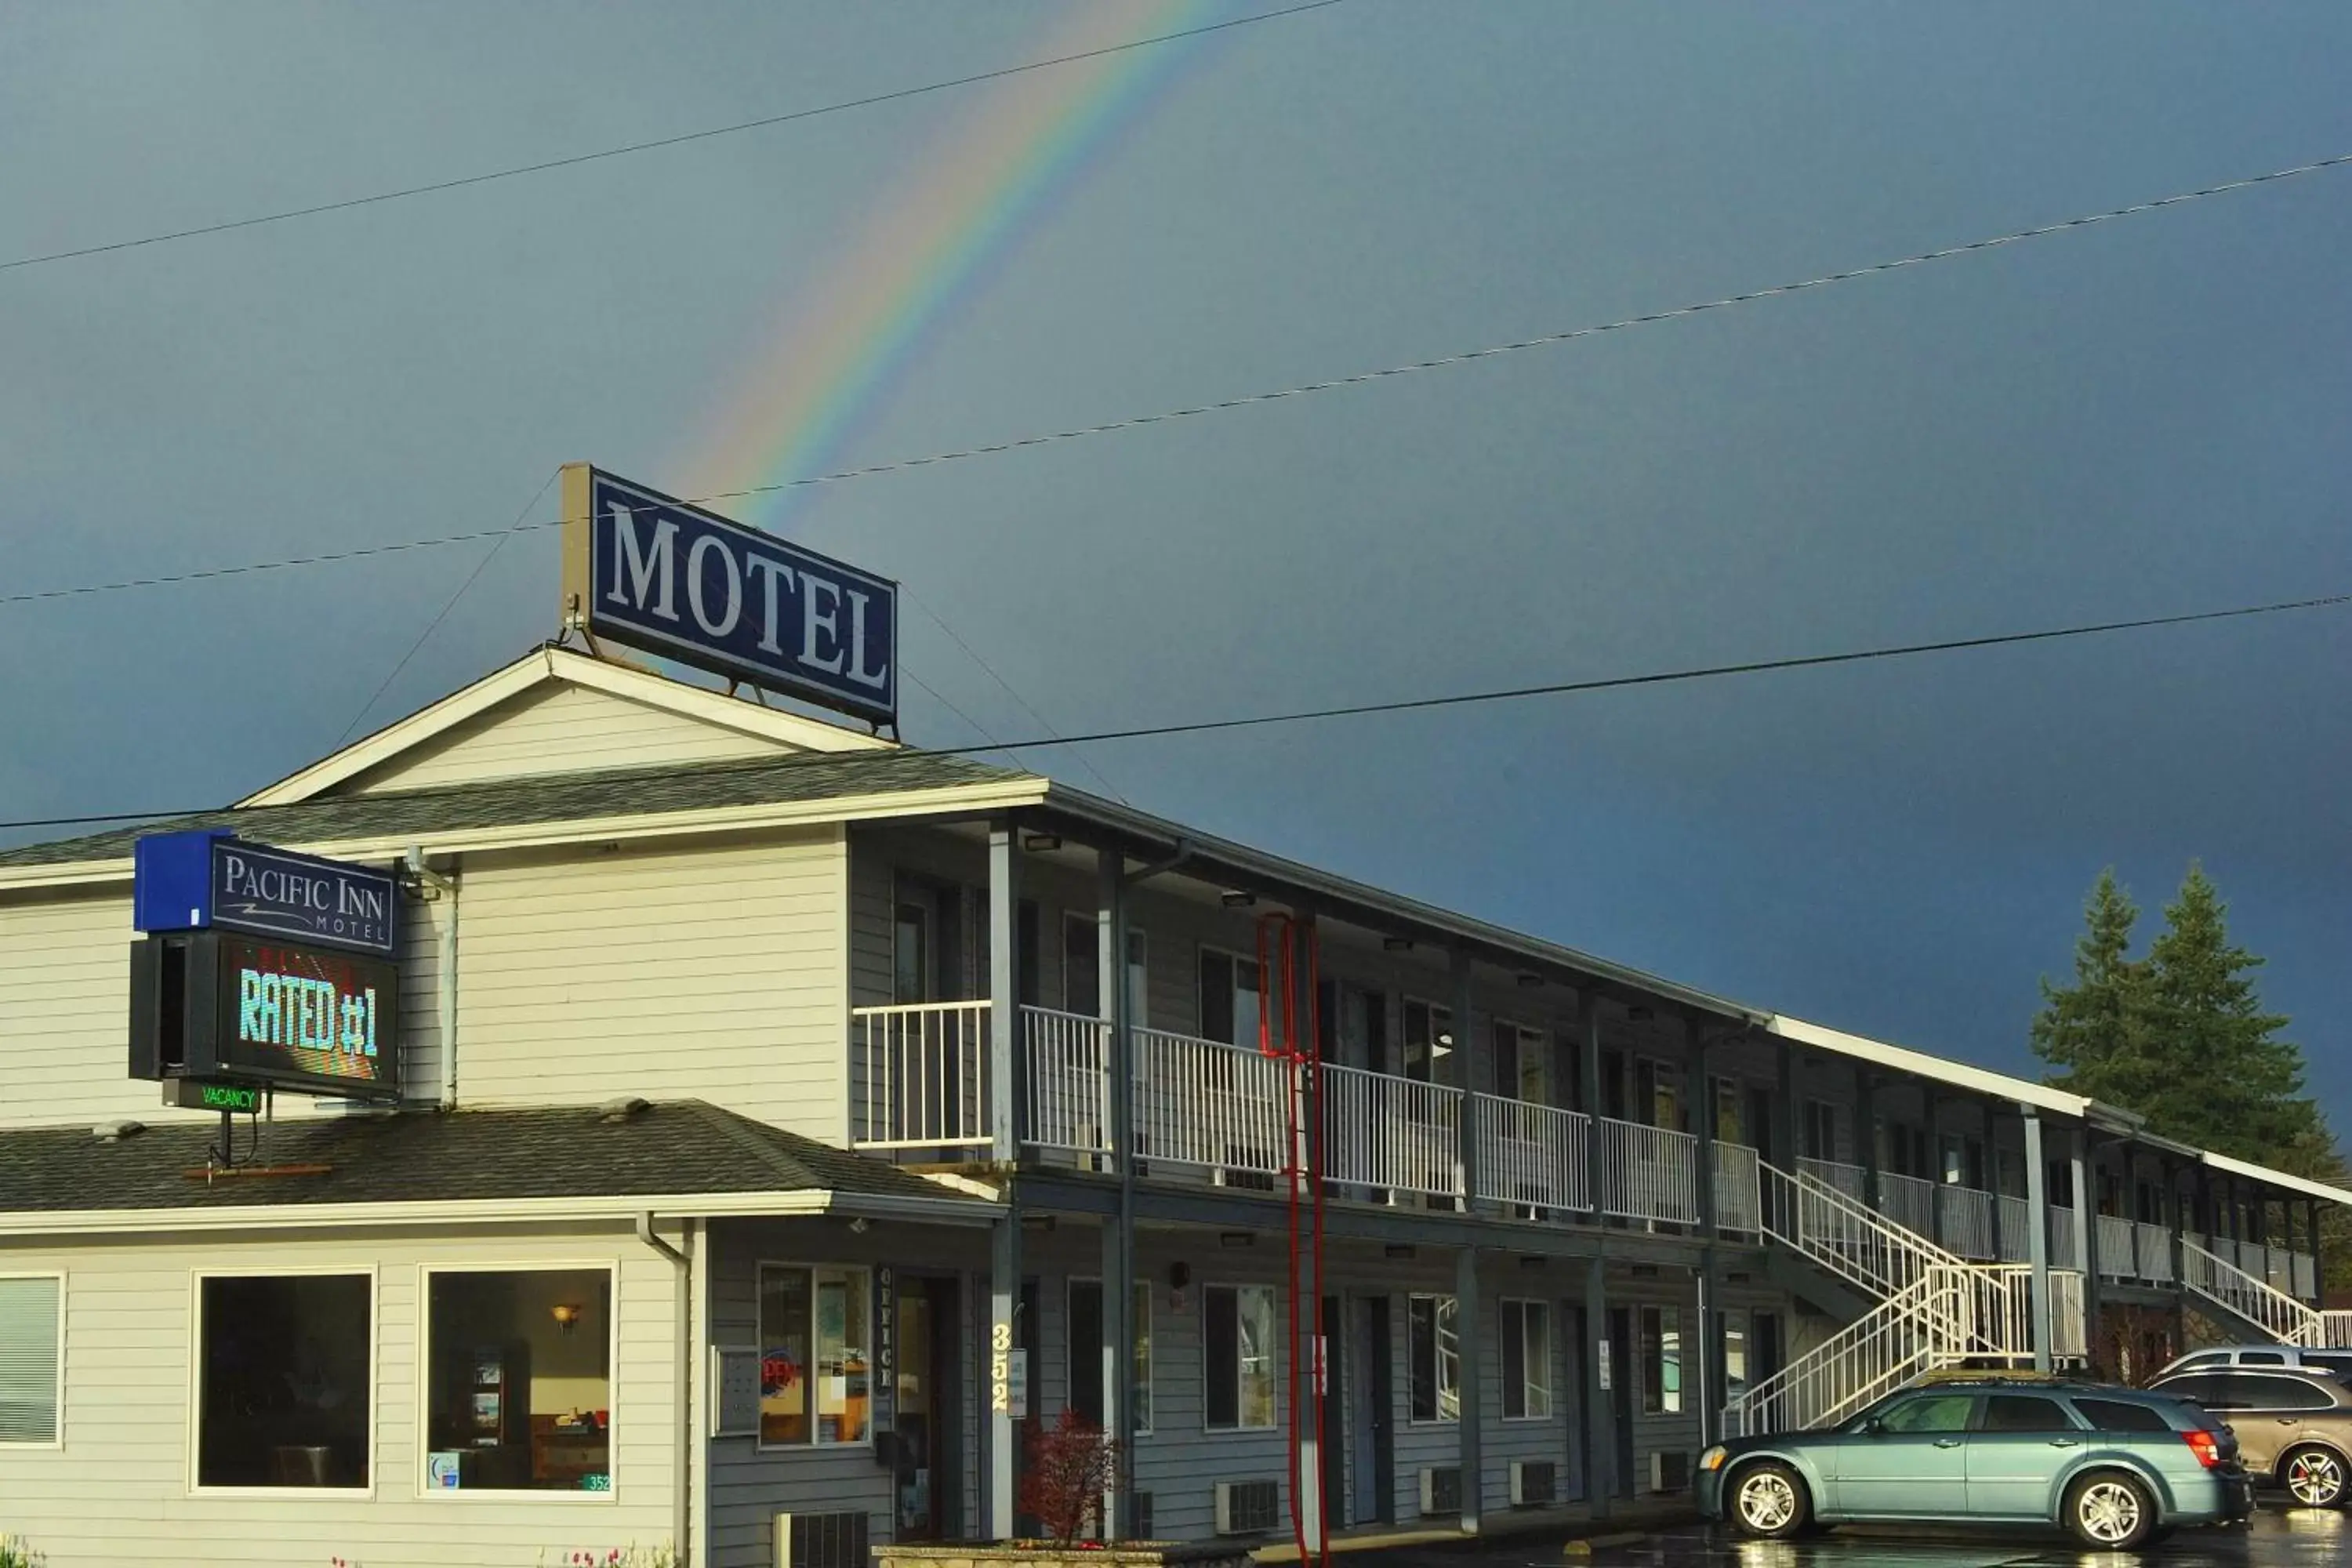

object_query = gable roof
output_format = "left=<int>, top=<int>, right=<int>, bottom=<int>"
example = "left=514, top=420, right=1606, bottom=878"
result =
left=241, top=644, right=893, bottom=808
left=0, top=1101, right=993, bottom=1233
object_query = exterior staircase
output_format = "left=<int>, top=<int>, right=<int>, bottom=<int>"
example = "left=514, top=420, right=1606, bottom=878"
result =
left=2182, top=1240, right=2352, bottom=1348
left=1724, top=1162, right=2082, bottom=1436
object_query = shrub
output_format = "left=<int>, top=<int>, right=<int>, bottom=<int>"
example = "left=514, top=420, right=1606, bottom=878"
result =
left=1019, top=1408, right=1121, bottom=1545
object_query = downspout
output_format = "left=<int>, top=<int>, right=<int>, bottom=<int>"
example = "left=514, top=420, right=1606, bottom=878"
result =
left=404, top=847, right=459, bottom=1109
left=639, top=1212, right=694, bottom=1566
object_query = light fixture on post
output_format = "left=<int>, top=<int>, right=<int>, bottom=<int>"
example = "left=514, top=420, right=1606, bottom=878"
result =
left=1220, top=890, right=1256, bottom=908
left=550, top=1302, right=584, bottom=1335
left=1023, top=833, right=1062, bottom=853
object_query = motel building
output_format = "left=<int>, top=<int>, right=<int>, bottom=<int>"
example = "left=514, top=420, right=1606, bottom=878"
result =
left=0, top=475, right=2346, bottom=1568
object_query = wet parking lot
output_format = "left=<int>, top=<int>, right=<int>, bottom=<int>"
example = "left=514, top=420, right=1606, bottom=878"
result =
left=1570, top=1509, right=2350, bottom=1568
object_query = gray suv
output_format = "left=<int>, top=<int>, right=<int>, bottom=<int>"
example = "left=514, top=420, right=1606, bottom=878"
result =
left=2157, top=1345, right=2352, bottom=1381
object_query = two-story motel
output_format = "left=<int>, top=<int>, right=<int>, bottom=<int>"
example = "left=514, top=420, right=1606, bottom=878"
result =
left=0, top=644, right=2343, bottom=1568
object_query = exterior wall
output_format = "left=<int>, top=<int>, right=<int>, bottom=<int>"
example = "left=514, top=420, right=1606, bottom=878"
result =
left=455, top=828, right=849, bottom=1141
left=346, top=681, right=785, bottom=795
left=0, top=886, right=140, bottom=1131
left=0, top=1222, right=681, bottom=1568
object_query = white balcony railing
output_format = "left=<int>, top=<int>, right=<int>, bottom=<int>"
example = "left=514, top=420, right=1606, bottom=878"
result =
left=851, top=1000, right=992, bottom=1149
left=2294, top=1250, right=2318, bottom=1301
left=1022, top=1006, right=1110, bottom=1154
left=1470, top=1094, right=1590, bottom=1213
left=2136, top=1221, right=2175, bottom=1283
left=1134, top=1028, right=1289, bottom=1179
left=1714, top=1142, right=1762, bottom=1236
left=1878, top=1171, right=1938, bottom=1240
left=1798, top=1156, right=1867, bottom=1201
left=1597, top=1117, right=1700, bottom=1225
left=1996, top=1195, right=2032, bottom=1262
left=2097, top=1214, right=2138, bottom=1279
left=1938, top=1185, right=1995, bottom=1261
left=2047, top=1211, right=2080, bottom=1271
left=1323, top=1062, right=1462, bottom=1199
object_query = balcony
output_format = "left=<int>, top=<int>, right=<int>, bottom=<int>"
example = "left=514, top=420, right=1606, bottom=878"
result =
left=852, top=1003, right=1731, bottom=1229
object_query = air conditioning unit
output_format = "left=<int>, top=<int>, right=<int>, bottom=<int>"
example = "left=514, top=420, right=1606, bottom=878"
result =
left=1214, top=1479, right=1279, bottom=1535
left=775, top=1511, right=868, bottom=1568
left=1650, top=1450, right=1692, bottom=1494
left=1509, top=1458, right=1557, bottom=1507
left=1418, top=1465, right=1462, bottom=1516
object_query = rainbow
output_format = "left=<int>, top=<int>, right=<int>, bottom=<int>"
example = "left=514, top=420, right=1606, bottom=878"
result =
left=677, top=0, right=1226, bottom=531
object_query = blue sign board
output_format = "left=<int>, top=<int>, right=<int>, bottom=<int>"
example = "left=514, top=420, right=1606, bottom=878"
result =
left=572, top=468, right=898, bottom=723
left=133, top=831, right=398, bottom=957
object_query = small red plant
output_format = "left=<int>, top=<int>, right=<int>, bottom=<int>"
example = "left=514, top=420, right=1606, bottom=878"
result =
left=1019, top=1408, right=1121, bottom=1545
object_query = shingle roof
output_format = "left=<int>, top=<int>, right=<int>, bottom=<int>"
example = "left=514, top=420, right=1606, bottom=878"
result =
left=0, top=746, right=1033, bottom=869
left=0, top=1101, right=981, bottom=1214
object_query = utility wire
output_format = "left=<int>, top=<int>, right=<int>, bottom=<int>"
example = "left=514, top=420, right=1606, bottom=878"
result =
left=9, top=587, right=2343, bottom=833
left=336, top=468, right=557, bottom=745
left=6, top=147, right=2347, bottom=612
left=0, top=0, right=1351, bottom=275
left=905, top=587, right=1131, bottom=803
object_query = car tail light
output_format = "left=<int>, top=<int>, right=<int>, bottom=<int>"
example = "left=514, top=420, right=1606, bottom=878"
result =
left=2182, top=1428, right=2224, bottom=1469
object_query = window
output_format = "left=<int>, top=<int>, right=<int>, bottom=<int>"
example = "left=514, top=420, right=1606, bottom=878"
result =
left=1062, top=916, right=1149, bottom=1025
left=1402, top=1000, right=1454, bottom=1086
left=2227, top=1375, right=2334, bottom=1412
left=1204, top=1285, right=1275, bottom=1431
left=2076, top=1398, right=2173, bottom=1433
left=2240, top=1350, right=2287, bottom=1365
left=1874, top=1393, right=1974, bottom=1434
left=1334, top=985, right=1387, bottom=1074
left=2160, top=1374, right=2231, bottom=1410
left=1636, top=1060, right=1681, bottom=1131
left=1719, top=1308, right=1749, bottom=1405
left=0, top=1276, right=62, bottom=1446
left=1065, top=1279, right=1153, bottom=1434
left=1712, top=1079, right=1743, bottom=1145
left=1408, top=1295, right=1459, bottom=1422
left=196, top=1272, right=372, bottom=1490
left=1494, top=1022, right=1546, bottom=1104
left=423, top=1267, right=613, bottom=1493
left=1500, top=1301, right=1552, bottom=1420
left=2173, top=1351, right=2226, bottom=1370
left=1980, top=1394, right=2075, bottom=1432
left=1802, top=1101, right=1836, bottom=1161
left=893, top=900, right=930, bottom=1004
left=758, top=1265, right=871, bottom=1446
left=2304, top=1352, right=2352, bottom=1381
left=1640, top=1305, right=1681, bottom=1414
left=1198, top=950, right=1262, bottom=1048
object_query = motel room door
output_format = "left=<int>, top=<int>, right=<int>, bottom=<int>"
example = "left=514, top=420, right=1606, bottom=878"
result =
left=892, top=1274, right=962, bottom=1541
left=1348, top=1294, right=1394, bottom=1524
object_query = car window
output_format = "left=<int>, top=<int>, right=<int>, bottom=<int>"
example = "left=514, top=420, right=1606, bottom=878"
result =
left=2241, top=1351, right=2288, bottom=1366
left=2236, top=1377, right=2336, bottom=1412
left=1879, top=1394, right=1976, bottom=1433
left=1980, top=1394, right=2076, bottom=1432
left=2074, top=1397, right=2172, bottom=1433
left=2159, top=1374, right=2230, bottom=1408
left=2176, top=1351, right=2225, bottom=1370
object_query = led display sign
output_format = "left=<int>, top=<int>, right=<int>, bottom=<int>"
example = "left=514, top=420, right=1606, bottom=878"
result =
left=558, top=464, right=898, bottom=724
left=129, top=931, right=401, bottom=1103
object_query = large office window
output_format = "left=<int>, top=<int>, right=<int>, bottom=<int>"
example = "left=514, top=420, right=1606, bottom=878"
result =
left=1402, top=1000, right=1454, bottom=1087
left=758, top=1265, right=872, bottom=1446
left=1065, top=1279, right=1153, bottom=1434
left=1500, top=1300, right=1552, bottom=1420
left=1641, top=1305, right=1682, bottom=1414
left=1407, top=1294, right=1460, bottom=1423
left=197, top=1273, right=372, bottom=1489
left=0, top=1276, right=62, bottom=1446
left=1198, top=949, right=1263, bottom=1048
left=1204, top=1285, right=1276, bottom=1431
left=423, top=1267, right=614, bottom=1493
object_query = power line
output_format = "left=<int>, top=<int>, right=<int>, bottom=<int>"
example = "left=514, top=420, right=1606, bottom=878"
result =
left=905, top=588, right=1130, bottom=803
left=8, top=586, right=2341, bottom=834
left=0, top=0, right=1351, bottom=276
left=7, top=147, right=2346, bottom=612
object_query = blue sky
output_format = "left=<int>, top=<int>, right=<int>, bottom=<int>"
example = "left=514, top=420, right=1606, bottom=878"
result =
left=4, top=2, right=2347, bottom=1134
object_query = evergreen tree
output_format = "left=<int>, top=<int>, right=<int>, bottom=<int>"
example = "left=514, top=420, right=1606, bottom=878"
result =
left=2031, top=869, right=2151, bottom=1105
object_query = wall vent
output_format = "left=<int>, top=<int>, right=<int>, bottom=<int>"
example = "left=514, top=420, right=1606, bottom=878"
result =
left=1214, top=1479, right=1279, bottom=1535
left=1418, top=1466, right=1462, bottom=1516
left=1509, top=1458, right=1556, bottom=1507
left=775, top=1510, right=869, bottom=1568
left=1650, top=1450, right=1692, bottom=1494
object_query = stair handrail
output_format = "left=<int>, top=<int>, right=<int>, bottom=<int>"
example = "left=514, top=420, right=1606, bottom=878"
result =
left=1726, top=1269, right=1959, bottom=1437
left=2182, top=1237, right=2320, bottom=1345
left=1759, top=1158, right=1968, bottom=1302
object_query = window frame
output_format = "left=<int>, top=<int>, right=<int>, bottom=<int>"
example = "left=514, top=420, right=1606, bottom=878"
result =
left=1401, top=997, right=1454, bottom=1087
left=0, top=1272, right=64, bottom=1451
left=414, top=1260, right=621, bottom=1502
left=754, top=1261, right=877, bottom=1451
left=1064, top=1276, right=1155, bottom=1436
left=1406, top=1293, right=1460, bottom=1425
left=187, top=1265, right=379, bottom=1499
left=1203, top=1283, right=1277, bottom=1433
left=1197, top=946, right=1265, bottom=1049
left=1499, top=1298, right=1552, bottom=1421
left=1639, top=1304, right=1682, bottom=1416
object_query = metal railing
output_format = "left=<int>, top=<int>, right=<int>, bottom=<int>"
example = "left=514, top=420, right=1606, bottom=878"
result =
left=1714, top=1142, right=1762, bottom=1236
left=1996, top=1195, right=2032, bottom=1262
left=1132, top=1027, right=1289, bottom=1178
left=1596, top=1117, right=1700, bottom=1225
left=1938, top=1185, right=1995, bottom=1260
left=2294, top=1250, right=2318, bottom=1301
left=2097, top=1214, right=2138, bottom=1280
left=1323, top=1062, right=1461, bottom=1199
left=2182, top=1239, right=2317, bottom=1344
left=2136, top=1221, right=2175, bottom=1283
left=2047, top=1211, right=2080, bottom=1271
left=1760, top=1159, right=1960, bottom=1301
left=1469, top=1094, right=1589, bottom=1213
left=851, top=1000, right=992, bottom=1149
left=1798, top=1156, right=1867, bottom=1200
left=1021, top=1006, right=1110, bottom=1153
left=1878, top=1171, right=1938, bottom=1239
left=2318, top=1312, right=2352, bottom=1349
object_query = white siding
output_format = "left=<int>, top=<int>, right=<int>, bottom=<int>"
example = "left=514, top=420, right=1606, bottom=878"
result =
left=454, top=830, right=848, bottom=1140
left=346, top=682, right=786, bottom=796
left=0, top=1225, right=679, bottom=1568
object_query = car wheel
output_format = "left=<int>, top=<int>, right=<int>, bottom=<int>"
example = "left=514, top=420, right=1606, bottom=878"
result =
left=1727, top=1460, right=1812, bottom=1541
left=2282, top=1445, right=2350, bottom=1508
left=2065, top=1471, right=2156, bottom=1550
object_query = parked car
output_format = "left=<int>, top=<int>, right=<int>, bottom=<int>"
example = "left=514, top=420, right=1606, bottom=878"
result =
left=1698, top=1377, right=2252, bottom=1549
left=2157, top=1344, right=2352, bottom=1381
left=2148, top=1366, right=2352, bottom=1508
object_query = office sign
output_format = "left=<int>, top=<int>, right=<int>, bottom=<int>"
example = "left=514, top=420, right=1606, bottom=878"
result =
left=560, top=465, right=897, bottom=724
left=129, top=930, right=401, bottom=1103
left=133, top=830, right=398, bottom=957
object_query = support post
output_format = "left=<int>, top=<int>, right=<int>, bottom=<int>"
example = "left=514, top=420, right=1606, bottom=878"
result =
left=2024, top=1106, right=2051, bottom=1372
left=1096, top=848, right=1134, bottom=1538
left=1453, top=949, right=1479, bottom=1208
left=987, top=1214, right=1022, bottom=1538
left=1294, top=909, right=1326, bottom=1560
left=1455, top=1247, right=1483, bottom=1535
left=985, top=821, right=1023, bottom=1538
left=2310, top=1198, right=2325, bottom=1305
left=1581, top=996, right=1606, bottom=1222
left=1689, top=1025, right=1718, bottom=1446
left=1857, top=1073, right=1879, bottom=1213
left=1774, top=1033, right=1798, bottom=1173
left=2071, top=1128, right=2096, bottom=1368
left=1584, top=1253, right=1612, bottom=1520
